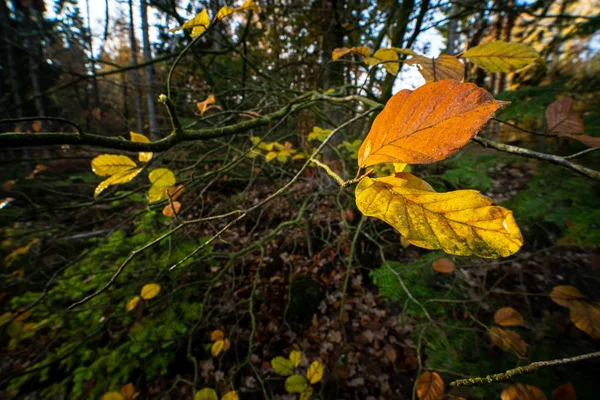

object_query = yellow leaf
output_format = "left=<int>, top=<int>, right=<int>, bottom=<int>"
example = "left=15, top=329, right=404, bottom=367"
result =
left=289, top=350, right=302, bottom=368
left=489, top=326, right=528, bottom=357
left=95, top=168, right=143, bottom=198
left=358, top=80, right=507, bottom=167
left=130, top=132, right=153, bottom=162
left=549, top=285, right=584, bottom=308
left=389, top=47, right=417, bottom=56
left=101, top=393, right=124, bottom=400
left=393, top=163, right=407, bottom=172
left=415, top=371, right=444, bottom=400
left=194, top=388, right=218, bottom=400
left=405, top=55, right=464, bottom=82
left=300, top=386, right=313, bottom=400
left=126, top=296, right=141, bottom=312
left=306, top=360, right=324, bottom=384
left=211, top=339, right=225, bottom=356
left=494, top=307, right=525, bottom=327
left=217, top=6, right=235, bottom=20
left=464, top=40, right=540, bottom=73
left=332, top=46, right=371, bottom=61
left=210, top=329, right=225, bottom=341
left=236, top=0, right=259, bottom=12
left=4, top=238, right=40, bottom=267
left=170, top=9, right=210, bottom=37
left=221, top=391, right=239, bottom=400
left=285, top=374, right=308, bottom=393
left=568, top=300, right=600, bottom=339
left=432, top=258, right=455, bottom=273
left=148, top=168, right=176, bottom=203
left=355, top=173, right=523, bottom=258
left=271, top=356, right=294, bottom=376
left=501, top=384, right=547, bottom=400
left=365, top=48, right=399, bottom=75
left=140, top=283, right=161, bottom=300
left=197, top=94, right=216, bottom=116
left=91, top=154, right=137, bottom=177
left=265, top=151, right=278, bottom=162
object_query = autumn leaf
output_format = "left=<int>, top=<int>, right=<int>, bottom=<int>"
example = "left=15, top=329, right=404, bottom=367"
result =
left=365, top=48, right=400, bottom=75
left=95, top=168, right=144, bottom=197
left=119, top=383, right=138, bottom=400
left=165, top=184, right=185, bottom=201
left=221, top=391, right=239, bottom=400
left=415, top=371, right=444, bottom=400
left=210, top=329, right=225, bottom=341
left=355, top=173, right=523, bottom=257
left=489, top=326, right=527, bottom=357
left=289, top=350, right=302, bottom=368
left=91, top=154, right=137, bottom=177
left=126, top=296, right=141, bottom=312
left=31, top=120, right=41, bottom=132
left=197, top=94, right=222, bottom=116
left=501, top=384, right=547, bottom=400
left=405, top=55, right=464, bottom=82
left=546, top=97, right=584, bottom=134
left=217, top=6, right=235, bottom=20
left=300, top=386, right=314, bottom=400
left=551, top=382, right=577, bottom=400
left=211, top=339, right=225, bottom=356
left=148, top=168, right=176, bottom=203
left=494, top=307, right=525, bottom=327
left=433, top=258, right=455, bottom=273
left=140, top=283, right=161, bottom=300
left=162, top=201, right=181, bottom=218
left=101, top=393, right=124, bottom=400
left=4, top=238, right=40, bottom=267
left=272, top=356, right=294, bottom=376
left=549, top=285, right=584, bottom=307
left=568, top=300, right=600, bottom=339
left=464, top=40, right=540, bottom=72
left=236, top=0, right=259, bottom=12
left=285, top=374, right=309, bottom=393
left=357, top=80, right=507, bottom=167
left=332, top=46, right=370, bottom=61
left=307, top=126, right=332, bottom=142
left=3, top=179, right=16, bottom=191
left=306, top=360, right=324, bottom=384
left=170, top=9, right=210, bottom=37
left=194, top=388, right=218, bottom=400
left=559, top=134, right=600, bottom=148
left=130, top=132, right=153, bottom=162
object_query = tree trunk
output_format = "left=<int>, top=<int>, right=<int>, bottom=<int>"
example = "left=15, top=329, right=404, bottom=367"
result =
left=0, top=0, right=23, bottom=118
left=140, top=0, right=159, bottom=140
left=446, top=4, right=459, bottom=55
left=128, top=0, right=145, bottom=134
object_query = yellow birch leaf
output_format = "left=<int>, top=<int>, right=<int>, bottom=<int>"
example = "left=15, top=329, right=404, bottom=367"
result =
left=140, top=283, right=161, bottom=300
left=194, top=388, right=218, bottom=400
left=285, top=374, right=309, bottom=393
left=306, top=360, right=324, bottom=384
left=494, top=307, right=525, bottom=327
left=217, top=6, right=235, bottom=20
left=332, top=46, right=371, bottom=61
left=265, top=151, right=278, bottom=162
left=126, top=296, right=141, bottom=312
left=148, top=168, right=176, bottom=203
left=91, top=154, right=137, bottom=177
left=365, top=48, right=399, bottom=75
left=405, top=55, right=464, bottom=82
left=289, top=350, right=302, bottom=368
left=211, top=339, right=225, bottom=356
left=501, top=384, right=547, bottom=400
left=130, top=132, right=153, bottom=162
left=568, top=300, right=600, bottom=339
left=95, top=168, right=143, bottom=198
left=416, top=371, right=444, bottom=400
left=355, top=173, right=523, bottom=258
left=236, top=0, right=259, bottom=12
left=489, top=326, right=528, bottom=357
left=389, top=47, right=417, bottom=56
left=101, top=393, right=124, bottom=400
left=549, top=285, right=584, bottom=308
left=170, top=9, right=210, bottom=37
left=300, top=386, right=313, bottom=400
left=271, top=356, right=294, bottom=376
left=222, top=391, right=239, bottom=400
left=464, top=40, right=540, bottom=73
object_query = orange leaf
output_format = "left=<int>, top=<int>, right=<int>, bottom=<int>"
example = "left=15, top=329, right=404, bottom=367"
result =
left=120, top=383, right=138, bottom=400
left=166, top=185, right=185, bottom=201
left=432, top=258, right=455, bottom=273
left=501, top=384, right=547, bottom=400
left=546, top=98, right=583, bottom=134
left=415, top=371, right=444, bottom=400
left=162, top=201, right=181, bottom=218
left=568, top=300, right=600, bottom=339
left=358, top=80, right=507, bottom=168
left=31, top=120, right=41, bottom=132
left=210, top=329, right=225, bottom=341
left=489, top=326, right=527, bottom=357
left=494, top=307, right=525, bottom=327
left=197, top=94, right=216, bottom=116
left=549, top=285, right=584, bottom=308
left=552, top=382, right=577, bottom=400
left=405, top=55, right=464, bottom=82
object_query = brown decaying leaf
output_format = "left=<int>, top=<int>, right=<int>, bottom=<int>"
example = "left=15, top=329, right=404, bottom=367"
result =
left=489, top=326, right=527, bottom=357
left=501, top=384, right=547, bottom=400
left=415, top=371, right=444, bottom=400
left=358, top=80, right=507, bottom=168
left=494, top=307, right=525, bottom=327
left=558, top=133, right=600, bottom=148
left=162, top=201, right=181, bottom=218
left=552, top=382, right=577, bottom=400
left=433, top=258, right=455, bottom=273
left=546, top=98, right=584, bottom=134
left=405, top=55, right=464, bottom=82
left=568, top=300, right=600, bottom=339
left=549, top=285, right=584, bottom=308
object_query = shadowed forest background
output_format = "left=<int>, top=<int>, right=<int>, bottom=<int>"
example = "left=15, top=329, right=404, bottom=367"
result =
left=1, top=0, right=599, bottom=399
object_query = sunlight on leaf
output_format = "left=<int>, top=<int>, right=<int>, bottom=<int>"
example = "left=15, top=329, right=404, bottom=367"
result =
left=332, top=46, right=371, bottom=61
left=126, top=296, right=141, bottom=312
left=464, top=40, right=540, bottom=73
left=236, top=0, right=259, bottom=12
left=365, top=48, right=400, bottom=75
left=217, top=6, right=235, bottom=20
left=285, top=374, right=309, bottom=393
left=95, top=168, right=143, bottom=197
left=140, top=283, right=161, bottom=300
left=148, top=168, right=176, bottom=203
left=91, top=154, right=137, bottom=177
left=170, top=9, right=210, bottom=37
left=405, top=55, right=464, bottom=82
left=415, top=371, right=444, bottom=400
left=130, top=132, right=153, bottom=162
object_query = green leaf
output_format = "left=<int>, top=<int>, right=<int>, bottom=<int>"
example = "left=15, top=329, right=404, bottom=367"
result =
left=194, top=388, right=218, bottom=400
left=285, top=374, right=309, bottom=393
left=464, top=40, right=540, bottom=72
left=271, top=356, right=294, bottom=376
